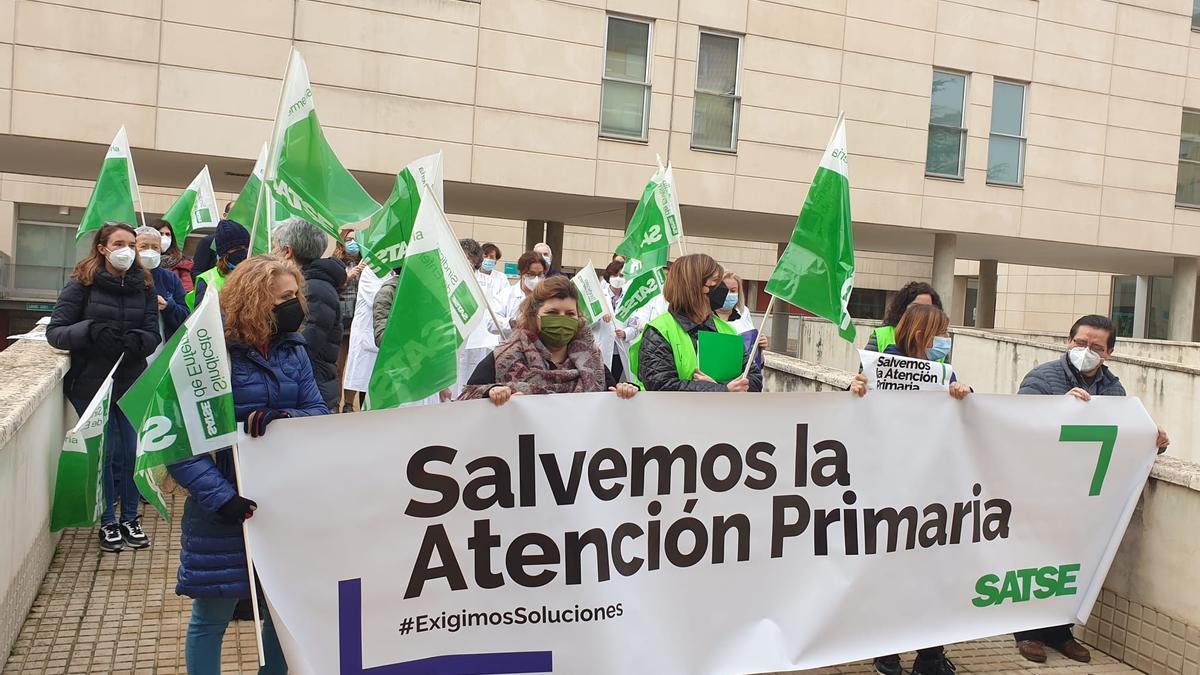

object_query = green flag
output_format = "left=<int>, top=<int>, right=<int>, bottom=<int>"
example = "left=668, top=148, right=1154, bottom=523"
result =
left=118, top=289, right=238, bottom=491
left=49, top=360, right=119, bottom=531
left=615, top=266, right=667, bottom=323
left=76, top=126, right=140, bottom=241
left=357, top=152, right=444, bottom=278
left=162, top=165, right=219, bottom=241
left=368, top=187, right=487, bottom=409
left=135, top=465, right=171, bottom=522
left=571, top=261, right=612, bottom=324
left=258, top=49, right=380, bottom=247
left=614, top=160, right=682, bottom=278
left=765, top=114, right=855, bottom=342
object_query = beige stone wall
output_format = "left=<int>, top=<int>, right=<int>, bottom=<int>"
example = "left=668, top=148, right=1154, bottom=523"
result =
left=1, top=0, right=1199, bottom=258
left=996, top=263, right=1114, bottom=332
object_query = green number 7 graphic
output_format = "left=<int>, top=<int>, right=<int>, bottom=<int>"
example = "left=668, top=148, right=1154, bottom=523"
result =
left=1059, top=425, right=1118, bottom=496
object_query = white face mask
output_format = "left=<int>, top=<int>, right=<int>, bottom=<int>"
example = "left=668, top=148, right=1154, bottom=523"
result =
left=609, top=276, right=626, bottom=290
left=542, top=254, right=552, bottom=267
left=160, top=235, right=173, bottom=251
left=1068, top=346, right=1102, bottom=373
left=105, top=246, right=136, bottom=272
left=524, top=275, right=542, bottom=290
left=139, top=249, right=161, bottom=270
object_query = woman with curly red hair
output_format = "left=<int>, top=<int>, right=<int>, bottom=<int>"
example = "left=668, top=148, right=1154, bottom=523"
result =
left=167, top=255, right=328, bottom=674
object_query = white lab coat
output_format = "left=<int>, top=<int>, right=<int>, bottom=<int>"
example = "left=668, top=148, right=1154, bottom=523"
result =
left=479, top=268, right=511, bottom=299
left=725, top=307, right=756, bottom=334
left=343, top=266, right=385, bottom=393
left=496, top=281, right=533, bottom=332
left=454, top=270, right=507, bottom=396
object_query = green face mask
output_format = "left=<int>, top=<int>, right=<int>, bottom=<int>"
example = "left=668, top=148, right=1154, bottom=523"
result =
left=538, top=314, right=579, bottom=347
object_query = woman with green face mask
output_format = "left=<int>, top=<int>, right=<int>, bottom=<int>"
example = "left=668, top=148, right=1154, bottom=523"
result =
left=458, top=276, right=639, bottom=405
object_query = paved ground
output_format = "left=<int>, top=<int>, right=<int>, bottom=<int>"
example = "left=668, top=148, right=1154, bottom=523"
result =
left=3, top=492, right=1143, bottom=675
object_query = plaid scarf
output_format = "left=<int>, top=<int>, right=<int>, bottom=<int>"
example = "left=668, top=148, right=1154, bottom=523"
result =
left=459, top=324, right=606, bottom=399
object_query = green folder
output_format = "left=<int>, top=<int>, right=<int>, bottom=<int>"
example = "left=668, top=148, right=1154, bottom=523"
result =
left=697, top=331, right=745, bottom=383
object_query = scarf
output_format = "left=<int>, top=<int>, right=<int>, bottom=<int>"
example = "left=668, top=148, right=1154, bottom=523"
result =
left=162, top=252, right=183, bottom=269
left=459, top=324, right=606, bottom=399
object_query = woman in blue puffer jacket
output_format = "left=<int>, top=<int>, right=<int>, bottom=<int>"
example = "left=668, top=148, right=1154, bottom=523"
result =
left=168, top=255, right=328, bottom=674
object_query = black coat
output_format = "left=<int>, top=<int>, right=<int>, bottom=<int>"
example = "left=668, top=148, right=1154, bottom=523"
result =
left=191, top=232, right=218, bottom=277
left=47, top=266, right=161, bottom=402
left=637, top=310, right=763, bottom=392
left=301, top=257, right=347, bottom=409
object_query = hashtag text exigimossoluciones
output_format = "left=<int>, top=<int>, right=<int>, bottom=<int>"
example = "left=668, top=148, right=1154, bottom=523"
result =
left=400, top=603, right=624, bottom=636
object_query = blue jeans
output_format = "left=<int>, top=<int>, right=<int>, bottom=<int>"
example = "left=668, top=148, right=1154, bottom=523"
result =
left=68, top=394, right=139, bottom=525
left=186, top=597, right=287, bottom=674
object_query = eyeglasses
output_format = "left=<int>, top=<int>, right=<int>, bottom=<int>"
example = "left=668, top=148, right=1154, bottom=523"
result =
left=1070, top=338, right=1108, bottom=355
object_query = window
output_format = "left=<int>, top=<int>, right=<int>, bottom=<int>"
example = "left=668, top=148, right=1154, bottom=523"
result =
left=1177, top=111, right=1200, bottom=206
left=987, top=80, right=1027, bottom=185
left=601, top=16, right=652, bottom=140
left=1193, top=0, right=1200, bottom=29
left=926, top=71, right=967, bottom=178
left=13, top=220, right=91, bottom=296
left=692, top=31, right=741, bottom=152
left=847, top=288, right=887, bottom=321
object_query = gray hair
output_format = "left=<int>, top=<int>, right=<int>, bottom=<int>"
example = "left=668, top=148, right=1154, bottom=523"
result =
left=134, top=225, right=162, bottom=246
left=272, top=216, right=328, bottom=265
left=459, top=238, right=483, bottom=269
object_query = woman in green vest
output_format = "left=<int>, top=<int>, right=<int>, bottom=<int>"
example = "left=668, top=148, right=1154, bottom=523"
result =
left=632, top=253, right=761, bottom=392
left=187, top=220, right=249, bottom=310
left=865, top=280, right=943, bottom=354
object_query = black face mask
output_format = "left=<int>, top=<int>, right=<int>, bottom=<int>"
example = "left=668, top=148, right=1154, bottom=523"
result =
left=225, top=248, right=248, bottom=269
left=272, top=298, right=305, bottom=336
left=707, top=284, right=730, bottom=312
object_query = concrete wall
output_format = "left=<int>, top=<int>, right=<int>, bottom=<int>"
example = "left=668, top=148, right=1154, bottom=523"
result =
left=0, top=335, right=69, bottom=663
left=3, top=1, right=1200, bottom=259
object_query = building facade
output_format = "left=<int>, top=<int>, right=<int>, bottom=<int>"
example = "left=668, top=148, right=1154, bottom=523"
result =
left=0, top=0, right=1198, bottom=340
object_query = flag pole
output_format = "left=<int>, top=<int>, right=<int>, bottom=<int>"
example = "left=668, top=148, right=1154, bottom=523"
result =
left=742, top=295, right=776, bottom=379
left=252, top=48, right=297, bottom=253
left=231, top=444, right=268, bottom=668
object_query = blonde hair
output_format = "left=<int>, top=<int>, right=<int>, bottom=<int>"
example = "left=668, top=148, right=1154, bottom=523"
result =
left=221, top=255, right=306, bottom=347
left=722, top=271, right=746, bottom=313
left=664, top=254, right=723, bottom=324
left=895, top=303, right=949, bottom=359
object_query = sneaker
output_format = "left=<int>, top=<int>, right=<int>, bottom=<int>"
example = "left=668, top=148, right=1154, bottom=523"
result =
left=911, top=654, right=956, bottom=675
left=119, top=518, right=151, bottom=549
left=98, top=523, right=124, bottom=553
left=873, top=655, right=903, bottom=675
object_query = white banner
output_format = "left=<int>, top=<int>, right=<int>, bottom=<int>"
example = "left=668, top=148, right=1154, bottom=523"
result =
left=860, top=349, right=955, bottom=391
left=239, top=392, right=1157, bottom=675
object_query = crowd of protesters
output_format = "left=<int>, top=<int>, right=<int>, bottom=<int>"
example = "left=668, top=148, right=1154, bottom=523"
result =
left=46, top=209, right=1172, bottom=674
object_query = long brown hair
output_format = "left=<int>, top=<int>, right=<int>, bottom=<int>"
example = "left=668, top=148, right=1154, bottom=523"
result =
left=515, top=275, right=580, bottom=331
left=333, top=226, right=357, bottom=263
left=221, top=255, right=306, bottom=347
left=894, top=303, right=949, bottom=359
left=664, top=253, right=723, bottom=324
left=72, top=222, right=153, bottom=287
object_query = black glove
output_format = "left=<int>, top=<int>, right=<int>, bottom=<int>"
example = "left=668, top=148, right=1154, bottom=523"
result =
left=89, top=322, right=121, bottom=353
left=122, top=332, right=143, bottom=356
left=217, top=495, right=258, bottom=524
left=244, top=409, right=289, bottom=438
